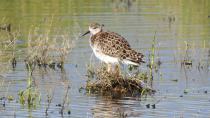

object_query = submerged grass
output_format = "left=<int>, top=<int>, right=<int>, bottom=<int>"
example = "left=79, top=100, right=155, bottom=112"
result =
left=19, top=18, right=73, bottom=111
left=24, top=17, right=74, bottom=71
left=148, top=32, right=156, bottom=80
left=0, top=18, right=74, bottom=111
left=18, top=64, right=41, bottom=108
left=0, top=22, right=20, bottom=73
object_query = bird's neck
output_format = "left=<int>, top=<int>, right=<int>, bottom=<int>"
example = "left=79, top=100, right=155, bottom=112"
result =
left=91, top=29, right=103, bottom=36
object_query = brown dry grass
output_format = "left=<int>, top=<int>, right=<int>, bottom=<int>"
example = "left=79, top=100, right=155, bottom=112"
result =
left=85, top=65, right=155, bottom=97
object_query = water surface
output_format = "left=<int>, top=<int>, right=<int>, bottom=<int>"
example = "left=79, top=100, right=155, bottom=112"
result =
left=0, top=0, right=210, bottom=117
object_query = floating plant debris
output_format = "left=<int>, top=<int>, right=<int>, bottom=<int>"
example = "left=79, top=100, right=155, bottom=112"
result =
left=182, top=60, right=192, bottom=66
left=151, top=104, right=156, bottom=109
left=146, top=104, right=150, bottom=108
left=204, top=90, right=207, bottom=94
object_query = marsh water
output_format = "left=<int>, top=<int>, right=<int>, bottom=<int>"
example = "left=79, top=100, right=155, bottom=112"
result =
left=0, top=0, right=210, bottom=117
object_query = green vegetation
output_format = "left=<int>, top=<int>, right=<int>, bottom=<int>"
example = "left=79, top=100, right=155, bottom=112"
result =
left=0, top=17, right=73, bottom=113
left=24, top=17, right=73, bottom=71
left=148, top=32, right=156, bottom=80
left=18, top=64, right=41, bottom=108
left=0, top=0, right=209, bottom=117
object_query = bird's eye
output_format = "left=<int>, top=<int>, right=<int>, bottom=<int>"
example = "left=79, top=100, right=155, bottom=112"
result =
left=93, top=27, right=97, bottom=29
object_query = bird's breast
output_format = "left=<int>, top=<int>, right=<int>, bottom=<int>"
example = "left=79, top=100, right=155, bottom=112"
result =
left=89, top=36, right=94, bottom=48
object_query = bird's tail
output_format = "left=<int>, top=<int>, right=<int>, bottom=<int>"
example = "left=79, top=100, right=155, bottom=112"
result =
left=122, top=49, right=145, bottom=66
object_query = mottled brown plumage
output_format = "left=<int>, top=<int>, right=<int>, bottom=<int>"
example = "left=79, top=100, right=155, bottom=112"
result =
left=91, top=31, right=144, bottom=65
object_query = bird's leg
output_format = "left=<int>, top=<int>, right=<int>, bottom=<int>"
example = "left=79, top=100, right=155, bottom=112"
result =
left=119, top=61, right=126, bottom=78
left=114, top=64, right=121, bottom=75
left=107, top=63, right=112, bottom=73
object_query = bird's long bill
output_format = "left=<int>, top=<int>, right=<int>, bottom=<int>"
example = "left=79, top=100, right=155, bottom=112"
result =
left=81, top=31, right=90, bottom=37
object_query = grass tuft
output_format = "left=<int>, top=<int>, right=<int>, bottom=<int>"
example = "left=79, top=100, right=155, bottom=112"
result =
left=85, top=65, right=155, bottom=97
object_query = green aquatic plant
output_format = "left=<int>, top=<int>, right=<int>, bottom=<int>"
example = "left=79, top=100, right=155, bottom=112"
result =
left=18, top=64, right=41, bottom=108
left=147, top=32, right=163, bottom=82
left=7, top=95, right=14, bottom=101
left=148, top=32, right=156, bottom=80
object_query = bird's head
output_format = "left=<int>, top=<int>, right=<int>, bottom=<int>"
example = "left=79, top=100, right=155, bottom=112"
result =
left=81, top=22, right=104, bottom=36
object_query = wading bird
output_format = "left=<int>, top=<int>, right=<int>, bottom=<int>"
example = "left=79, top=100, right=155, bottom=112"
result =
left=81, top=23, right=144, bottom=73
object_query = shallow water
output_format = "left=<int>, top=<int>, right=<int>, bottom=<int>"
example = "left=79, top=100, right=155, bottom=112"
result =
left=0, top=0, right=210, bottom=117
